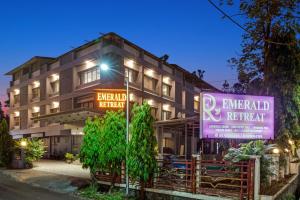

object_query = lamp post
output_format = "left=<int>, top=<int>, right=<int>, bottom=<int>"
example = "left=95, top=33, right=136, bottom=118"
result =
left=100, top=63, right=130, bottom=196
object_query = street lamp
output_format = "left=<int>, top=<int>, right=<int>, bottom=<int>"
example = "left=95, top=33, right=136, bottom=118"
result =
left=100, top=63, right=130, bottom=196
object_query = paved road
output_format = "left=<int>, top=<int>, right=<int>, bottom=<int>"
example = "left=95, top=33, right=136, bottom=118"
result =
left=0, top=173, right=81, bottom=200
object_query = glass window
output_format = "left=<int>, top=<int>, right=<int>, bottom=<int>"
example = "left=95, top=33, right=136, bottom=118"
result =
left=144, top=76, right=158, bottom=91
left=14, top=117, right=20, bottom=126
left=125, top=68, right=138, bottom=83
left=32, top=87, right=40, bottom=99
left=194, top=100, right=199, bottom=111
left=162, top=84, right=171, bottom=96
left=50, top=81, right=59, bottom=94
left=32, top=112, right=40, bottom=124
left=150, top=107, right=158, bottom=119
left=14, top=94, right=20, bottom=104
left=162, top=110, right=172, bottom=120
left=79, top=67, right=100, bottom=85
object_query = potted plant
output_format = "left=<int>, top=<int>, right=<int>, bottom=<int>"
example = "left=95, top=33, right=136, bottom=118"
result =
left=65, top=153, right=75, bottom=164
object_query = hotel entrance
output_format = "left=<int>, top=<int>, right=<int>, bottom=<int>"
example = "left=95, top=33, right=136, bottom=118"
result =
left=155, top=116, right=200, bottom=159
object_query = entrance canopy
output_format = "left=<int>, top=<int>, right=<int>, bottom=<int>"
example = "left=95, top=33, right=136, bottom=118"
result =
left=34, top=108, right=101, bottom=124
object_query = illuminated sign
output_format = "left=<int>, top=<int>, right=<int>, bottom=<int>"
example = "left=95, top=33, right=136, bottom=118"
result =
left=96, top=89, right=127, bottom=109
left=200, top=92, right=274, bottom=139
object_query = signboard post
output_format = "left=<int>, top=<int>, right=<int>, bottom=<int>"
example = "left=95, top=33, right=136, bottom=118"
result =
left=200, top=92, right=274, bottom=140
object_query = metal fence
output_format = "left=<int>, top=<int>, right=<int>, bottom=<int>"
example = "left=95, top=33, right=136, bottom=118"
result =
left=95, top=158, right=255, bottom=200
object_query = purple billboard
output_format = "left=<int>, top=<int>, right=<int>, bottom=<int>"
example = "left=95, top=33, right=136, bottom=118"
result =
left=200, top=92, right=274, bottom=139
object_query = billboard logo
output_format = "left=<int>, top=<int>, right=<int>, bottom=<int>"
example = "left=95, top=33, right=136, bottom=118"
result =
left=203, top=93, right=221, bottom=122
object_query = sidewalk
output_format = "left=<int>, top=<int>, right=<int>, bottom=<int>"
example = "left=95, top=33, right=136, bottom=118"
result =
left=0, top=159, right=90, bottom=194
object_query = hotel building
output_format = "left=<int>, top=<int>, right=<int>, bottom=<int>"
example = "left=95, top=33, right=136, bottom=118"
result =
left=6, top=33, right=216, bottom=158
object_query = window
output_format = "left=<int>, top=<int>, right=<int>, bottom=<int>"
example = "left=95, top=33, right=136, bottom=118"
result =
left=32, top=87, right=40, bottom=99
left=162, top=84, right=171, bottom=97
left=14, top=116, right=20, bottom=127
left=22, top=67, right=29, bottom=75
left=50, top=80, right=59, bottom=94
left=13, top=71, right=21, bottom=81
left=14, top=94, right=20, bottom=104
left=32, top=112, right=40, bottom=124
left=162, top=110, right=172, bottom=120
left=79, top=67, right=100, bottom=85
left=194, top=98, right=200, bottom=111
left=50, top=107, right=59, bottom=114
left=80, top=101, right=94, bottom=109
left=144, top=76, right=158, bottom=91
left=150, top=107, right=158, bottom=119
left=125, top=68, right=138, bottom=83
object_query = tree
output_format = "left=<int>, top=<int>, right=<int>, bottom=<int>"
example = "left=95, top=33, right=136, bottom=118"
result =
left=222, top=80, right=230, bottom=93
left=80, top=117, right=102, bottom=185
left=128, top=103, right=157, bottom=200
left=266, top=29, right=300, bottom=140
left=220, top=0, right=300, bottom=139
left=0, top=119, right=13, bottom=167
left=221, top=0, right=299, bottom=94
left=99, top=111, right=126, bottom=191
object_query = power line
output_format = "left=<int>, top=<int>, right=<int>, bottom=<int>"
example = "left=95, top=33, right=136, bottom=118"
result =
left=207, top=0, right=294, bottom=46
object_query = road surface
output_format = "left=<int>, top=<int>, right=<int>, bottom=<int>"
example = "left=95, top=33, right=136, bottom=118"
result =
left=0, top=173, right=80, bottom=200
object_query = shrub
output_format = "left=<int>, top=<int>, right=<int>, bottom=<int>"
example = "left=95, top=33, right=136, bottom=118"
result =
left=65, top=153, right=75, bottom=163
left=0, top=119, right=13, bottom=167
left=16, top=138, right=46, bottom=168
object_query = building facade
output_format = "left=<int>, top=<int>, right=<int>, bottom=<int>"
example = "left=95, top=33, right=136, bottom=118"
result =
left=6, top=33, right=216, bottom=158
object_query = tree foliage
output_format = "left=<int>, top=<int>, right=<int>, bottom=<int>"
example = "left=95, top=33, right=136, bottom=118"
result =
left=0, top=119, right=13, bottom=167
left=128, top=103, right=157, bottom=199
left=80, top=117, right=102, bottom=183
left=221, top=0, right=300, bottom=139
left=99, top=111, right=126, bottom=189
left=80, top=111, right=126, bottom=188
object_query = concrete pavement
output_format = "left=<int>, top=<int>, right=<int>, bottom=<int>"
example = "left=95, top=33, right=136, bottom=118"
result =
left=0, top=173, right=81, bottom=200
left=33, top=159, right=90, bottom=179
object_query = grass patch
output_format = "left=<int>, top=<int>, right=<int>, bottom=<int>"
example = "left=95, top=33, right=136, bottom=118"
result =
left=78, top=185, right=135, bottom=200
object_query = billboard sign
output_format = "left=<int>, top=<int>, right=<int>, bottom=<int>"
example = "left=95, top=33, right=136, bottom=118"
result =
left=201, top=92, right=274, bottom=139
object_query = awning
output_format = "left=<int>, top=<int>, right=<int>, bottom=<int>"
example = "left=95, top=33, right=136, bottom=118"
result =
left=33, top=108, right=102, bottom=124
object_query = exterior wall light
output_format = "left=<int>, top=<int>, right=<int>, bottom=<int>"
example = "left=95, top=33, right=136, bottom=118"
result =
left=52, top=74, right=59, bottom=81
left=284, top=148, right=289, bottom=153
left=85, top=60, right=96, bottom=68
left=52, top=101, right=59, bottom=108
left=32, top=81, right=40, bottom=88
left=163, top=104, right=170, bottom=110
left=125, top=59, right=135, bottom=68
left=14, top=89, right=20, bottom=95
left=20, top=140, right=27, bottom=147
left=32, top=106, right=40, bottom=113
left=272, top=148, right=280, bottom=154
left=14, top=111, right=20, bottom=117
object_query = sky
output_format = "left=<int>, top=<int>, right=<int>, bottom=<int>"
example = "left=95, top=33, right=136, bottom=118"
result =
left=0, top=0, right=243, bottom=102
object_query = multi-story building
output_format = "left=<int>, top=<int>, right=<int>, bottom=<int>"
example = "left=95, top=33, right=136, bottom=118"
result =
left=6, top=32, right=216, bottom=158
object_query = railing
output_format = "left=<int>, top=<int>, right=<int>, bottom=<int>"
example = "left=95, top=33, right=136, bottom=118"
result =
left=198, top=160, right=254, bottom=200
left=95, top=158, right=255, bottom=200
left=154, top=159, right=194, bottom=192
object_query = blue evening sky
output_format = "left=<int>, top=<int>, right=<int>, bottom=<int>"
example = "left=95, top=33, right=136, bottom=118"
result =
left=0, top=0, right=243, bottom=101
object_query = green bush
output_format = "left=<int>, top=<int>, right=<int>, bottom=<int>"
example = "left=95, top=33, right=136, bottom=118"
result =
left=79, top=185, right=125, bottom=200
left=0, top=119, right=13, bottom=167
left=65, top=153, right=75, bottom=163
left=16, top=139, right=46, bottom=168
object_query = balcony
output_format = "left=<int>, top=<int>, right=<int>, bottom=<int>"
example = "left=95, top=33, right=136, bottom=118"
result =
left=32, top=70, right=40, bottom=78
left=31, top=96, right=40, bottom=103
